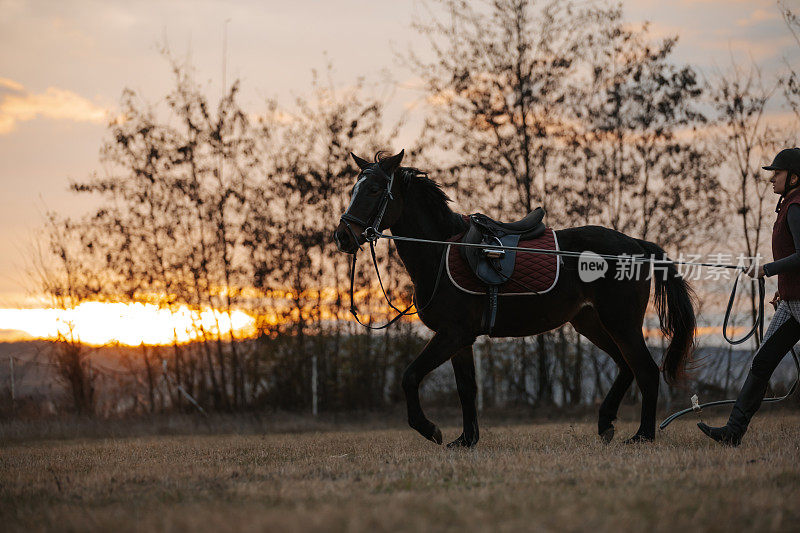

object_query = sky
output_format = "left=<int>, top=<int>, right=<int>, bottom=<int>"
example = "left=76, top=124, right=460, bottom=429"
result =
left=1, top=0, right=799, bottom=313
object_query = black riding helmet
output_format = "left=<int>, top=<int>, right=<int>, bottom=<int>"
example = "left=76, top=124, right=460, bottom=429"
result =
left=765, top=148, right=800, bottom=211
left=764, top=146, right=800, bottom=170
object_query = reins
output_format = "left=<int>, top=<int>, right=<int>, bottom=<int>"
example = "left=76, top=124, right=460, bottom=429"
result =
left=346, top=239, right=448, bottom=330
left=722, top=272, right=765, bottom=345
left=346, top=227, right=747, bottom=329
left=370, top=232, right=751, bottom=270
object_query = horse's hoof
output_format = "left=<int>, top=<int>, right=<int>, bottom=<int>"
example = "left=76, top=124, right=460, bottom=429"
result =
left=409, top=419, right=442, bottom=444
left=447, top=434, right=478, bottom=448
left=624, top=434, right=654, bottom=444
left=600, top=426, right=615, bottom=444
left=429, top=426, right=443, bottom=445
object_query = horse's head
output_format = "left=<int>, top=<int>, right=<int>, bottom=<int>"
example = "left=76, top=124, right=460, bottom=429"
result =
left=334, top=150, right=405, bottom=253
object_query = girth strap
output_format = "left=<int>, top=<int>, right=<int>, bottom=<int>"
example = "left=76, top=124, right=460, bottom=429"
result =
left=483, top=286, right=499, bottom=335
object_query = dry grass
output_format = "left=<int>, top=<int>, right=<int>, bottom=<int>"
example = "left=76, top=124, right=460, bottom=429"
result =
left=2, top=413, right=799, bottom=532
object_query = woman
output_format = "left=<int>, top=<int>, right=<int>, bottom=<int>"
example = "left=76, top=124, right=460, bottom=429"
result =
left=698, top=147, right=800, bottom=446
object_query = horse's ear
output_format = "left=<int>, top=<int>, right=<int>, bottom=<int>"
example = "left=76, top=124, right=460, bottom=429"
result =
left=378, top=149, right=404, bottom=175
left=350, top=152, right=371, bottom=171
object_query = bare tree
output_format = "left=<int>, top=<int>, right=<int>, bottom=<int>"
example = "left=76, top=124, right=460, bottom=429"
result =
left=711, top=61, right=784, bottom=346
left=33, top=215, right=106, bottom=414
left=244, top=66, right=400, bottom=410
left=556, top=19, right=719, bottom=247
left=406, top=0, right=607, bottom=216
left=780, top=1, right=800, bottom=124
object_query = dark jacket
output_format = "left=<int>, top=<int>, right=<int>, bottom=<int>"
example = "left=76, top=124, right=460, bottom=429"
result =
left=767, top=188, right=800, bottom=298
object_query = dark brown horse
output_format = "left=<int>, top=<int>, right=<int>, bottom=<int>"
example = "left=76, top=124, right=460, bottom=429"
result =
left=334, top=150, right=696, bottom=446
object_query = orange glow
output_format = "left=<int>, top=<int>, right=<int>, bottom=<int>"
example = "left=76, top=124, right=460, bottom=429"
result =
left=642, top=325, right=746, bottom=339
left=0, top=297, right=741, bottom=347
left=0, top=302, right=257, bottom=346
left=0, top=289, right=415, bottom=346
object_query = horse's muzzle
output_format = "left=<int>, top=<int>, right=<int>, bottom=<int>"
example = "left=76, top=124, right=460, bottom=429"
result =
left=334, top=221, right=363, bottom=254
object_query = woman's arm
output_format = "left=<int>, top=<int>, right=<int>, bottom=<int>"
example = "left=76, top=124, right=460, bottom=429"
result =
left=764, top=203, right=800, bottom=276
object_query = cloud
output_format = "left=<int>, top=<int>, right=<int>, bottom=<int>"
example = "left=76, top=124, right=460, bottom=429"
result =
left=0, top=77, right=25, bottom=92
left=737, top=8, right=779, bottom=27
left=697, top=34, right=795, bottom=63
left=0, top=79, right=108, bottom=134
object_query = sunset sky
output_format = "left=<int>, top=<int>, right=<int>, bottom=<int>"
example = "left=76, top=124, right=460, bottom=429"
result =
left=1, top=0, right=798, bottom=342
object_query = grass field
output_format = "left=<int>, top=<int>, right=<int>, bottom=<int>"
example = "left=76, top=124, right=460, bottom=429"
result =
left=2, top=413, right=799, bottom=532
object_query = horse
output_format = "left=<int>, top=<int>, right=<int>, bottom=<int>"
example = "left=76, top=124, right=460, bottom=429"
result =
left=333, top=150, right=696, bottom=446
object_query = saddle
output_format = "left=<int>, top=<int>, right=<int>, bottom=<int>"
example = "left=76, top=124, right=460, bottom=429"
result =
left=459, top=207, right=547, bottom=334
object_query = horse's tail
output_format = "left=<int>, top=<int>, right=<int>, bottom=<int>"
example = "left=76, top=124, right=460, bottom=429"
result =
left=636, top=239, right=697, bottom=385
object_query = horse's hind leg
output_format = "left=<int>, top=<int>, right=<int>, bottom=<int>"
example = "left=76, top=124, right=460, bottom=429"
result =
left=598, top=367, right=634, bottom=442
left=609, top=332, right=659, bottom=442
left=595, top=294, right=660, bottom=442
left=402, top=329, right=474, bottom=445
left=570, top=306, right=633, bottom=443
left=448, top=345, right=479, bottom=448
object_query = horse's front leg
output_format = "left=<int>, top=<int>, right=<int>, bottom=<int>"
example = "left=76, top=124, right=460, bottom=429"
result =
left=447, top=345, right=479, bottom=448
left=402, top=329, right=474, bottom=444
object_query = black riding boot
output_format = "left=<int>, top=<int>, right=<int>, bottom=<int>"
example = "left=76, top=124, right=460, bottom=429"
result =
left=697, top=372, right=770, bottom=447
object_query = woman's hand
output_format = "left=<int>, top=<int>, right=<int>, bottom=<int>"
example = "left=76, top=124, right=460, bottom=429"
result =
left=771, top=291, right=781, bottom=310
left=744, top=263, right=765, bottom=279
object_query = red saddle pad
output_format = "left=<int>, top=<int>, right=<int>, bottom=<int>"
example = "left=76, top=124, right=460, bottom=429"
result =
left=446, top=227, right=560, bottom=295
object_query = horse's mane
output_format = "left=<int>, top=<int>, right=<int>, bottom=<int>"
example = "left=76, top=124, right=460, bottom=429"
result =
left=374, top=152, right=456, bottom=225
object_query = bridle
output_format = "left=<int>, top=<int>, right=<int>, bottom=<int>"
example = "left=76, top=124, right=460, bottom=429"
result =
left=339, top=164, right=447, bottom=330
left=339, top=164, right=395, bottom=244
